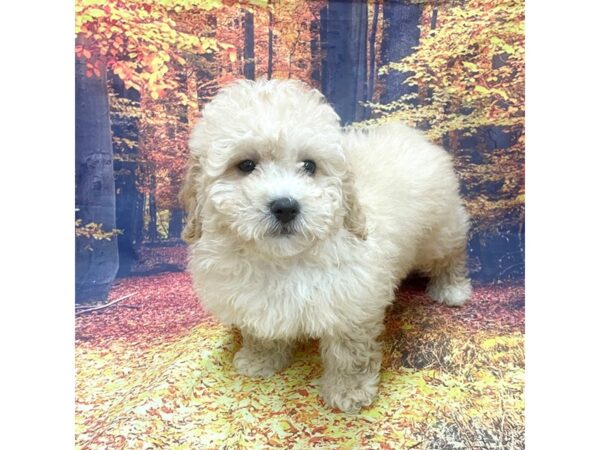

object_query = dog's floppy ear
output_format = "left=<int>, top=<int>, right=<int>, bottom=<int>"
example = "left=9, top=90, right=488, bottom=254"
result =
left=179, top=157, right=204, bottom=244
left=342, top=170, right=368, bottom=240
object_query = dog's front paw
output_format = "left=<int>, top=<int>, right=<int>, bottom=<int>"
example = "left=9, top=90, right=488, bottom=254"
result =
left=232, top=346, right=292, bottom=378
left=320, top=373, right=379, bottom=414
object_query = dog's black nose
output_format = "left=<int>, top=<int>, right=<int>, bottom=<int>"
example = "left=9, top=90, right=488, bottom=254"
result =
left=270, top=198, right=300, bottom=224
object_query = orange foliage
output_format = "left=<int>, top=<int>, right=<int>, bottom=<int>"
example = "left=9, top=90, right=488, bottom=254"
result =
left=76, top=0, right=330, bottom=213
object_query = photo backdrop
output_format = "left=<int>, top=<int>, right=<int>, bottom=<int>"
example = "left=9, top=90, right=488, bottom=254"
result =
left=76, top=0, right=524, bottom=303
left=76, top=1, right=525, bottom=448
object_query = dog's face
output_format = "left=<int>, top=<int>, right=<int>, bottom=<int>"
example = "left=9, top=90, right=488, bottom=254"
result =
left=180, top=79, right=366, bottom=257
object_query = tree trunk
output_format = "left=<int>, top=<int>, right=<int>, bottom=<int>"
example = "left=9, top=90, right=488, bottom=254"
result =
left=243, top=10, right=255, bottom=80
left=422, top=1, right=439, bottom=111
left=268, top=2, right=274, bottom=79
left=319, top=5, right=329, bottom=96
left=134, top=186, right=145, bottom=249
left=320, top=0, right=369, bottom=125
left=110, top=73, right=143, bottom=277
left=75, top=56, right=119, bottom=303
left=380, top=0, right=422, bottom=105
left=431, top=2, right=438, bottom=30
left=309, top=19, right=321, bottom=85
left=148, top=174, right=158, bottom=242
left=288, top=30, right=302, bottom=79
left=415, top=3, right=433, bottom=128
left=168, top=209, right=185, bottom=239
left=368, top=0, right=380, bottom=104
left=186, top=68, right=199, bottom=127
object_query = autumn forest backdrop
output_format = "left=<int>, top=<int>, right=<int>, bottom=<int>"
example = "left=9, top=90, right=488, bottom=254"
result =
left=75, top=1, right=525, bottom=447
left=75, top=0, right=524, bottom=303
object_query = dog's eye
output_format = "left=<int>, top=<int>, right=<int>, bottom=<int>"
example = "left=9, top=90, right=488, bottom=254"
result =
left=238, top=160, right=256, bottom=173
left=302, top=160, right=317, bottom=175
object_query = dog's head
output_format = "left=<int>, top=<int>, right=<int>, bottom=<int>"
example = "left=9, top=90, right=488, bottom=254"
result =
left=180, top=79, right=366, bottom=257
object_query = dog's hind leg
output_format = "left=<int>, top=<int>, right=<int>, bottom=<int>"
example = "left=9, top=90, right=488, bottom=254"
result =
left=425, top=249, right=472, bottom=307
left=233, top=329, right=294, bottom=377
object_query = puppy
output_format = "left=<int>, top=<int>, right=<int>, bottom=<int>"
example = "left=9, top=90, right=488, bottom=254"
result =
left=181, top=79, right=472, bottom=413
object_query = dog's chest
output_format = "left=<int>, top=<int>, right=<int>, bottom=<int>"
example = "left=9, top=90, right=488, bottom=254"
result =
left=196, top=252, right=386, bottom=339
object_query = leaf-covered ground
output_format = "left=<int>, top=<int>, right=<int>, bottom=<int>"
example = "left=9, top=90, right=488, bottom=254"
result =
left=75, top=273, right=524, bottom=449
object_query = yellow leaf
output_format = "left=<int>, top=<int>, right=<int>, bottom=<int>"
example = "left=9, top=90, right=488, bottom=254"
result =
left=87, top=8, right=105, bottom=18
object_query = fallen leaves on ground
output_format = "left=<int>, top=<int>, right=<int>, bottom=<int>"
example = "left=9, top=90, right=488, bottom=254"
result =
left=76, top=272, right=212, bottom=349
left=76, top=273, right=524, bottom=449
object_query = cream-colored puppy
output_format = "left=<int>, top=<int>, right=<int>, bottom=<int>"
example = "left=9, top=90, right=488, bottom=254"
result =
left=181, top=79, right=471, bottom=413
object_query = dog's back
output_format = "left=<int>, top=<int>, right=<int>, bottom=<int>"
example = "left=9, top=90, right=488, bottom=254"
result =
left=344, top=122, right=470, bottom=283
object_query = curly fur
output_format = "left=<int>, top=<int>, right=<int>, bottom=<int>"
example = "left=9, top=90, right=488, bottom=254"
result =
left=181, top=79, right=472, bottom=413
